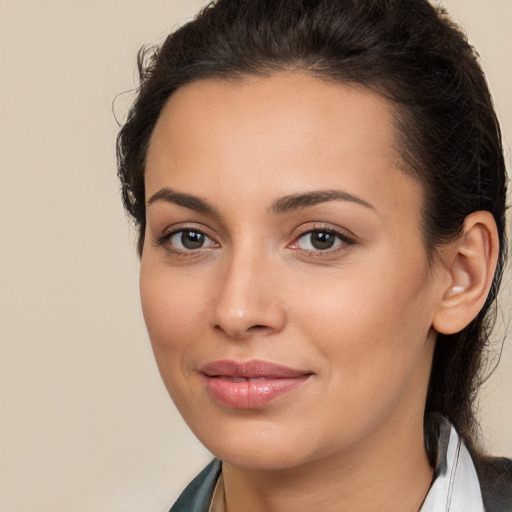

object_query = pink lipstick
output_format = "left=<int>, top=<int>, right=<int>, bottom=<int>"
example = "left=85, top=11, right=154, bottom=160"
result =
left=199, top=360, right=312, bottom=409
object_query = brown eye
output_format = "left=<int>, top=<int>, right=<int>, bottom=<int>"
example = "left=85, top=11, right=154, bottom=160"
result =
left=310, top=231, right=336, bottom=250
left=296, top=229, right=354, bottom=251
left=167, top=229, right=217, bottom=250
left=180, top=230, right=205, bottom=249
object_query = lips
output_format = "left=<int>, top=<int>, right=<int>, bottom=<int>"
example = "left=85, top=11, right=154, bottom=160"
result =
left=199, top=360, right=312, bottom=409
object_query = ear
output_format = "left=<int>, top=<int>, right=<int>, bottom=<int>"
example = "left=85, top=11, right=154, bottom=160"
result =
left=432, top=211, right=499, bottom=335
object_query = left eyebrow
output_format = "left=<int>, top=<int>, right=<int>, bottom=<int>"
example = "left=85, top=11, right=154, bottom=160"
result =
left=146, top=187, right=219, bottom=216
left=270, top=189, right=375, bottom=215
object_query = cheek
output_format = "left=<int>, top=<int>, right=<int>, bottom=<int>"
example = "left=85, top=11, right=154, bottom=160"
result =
left=139, top=265, right=206, bottom=361
left=293, top=267, right=435, bottom=440
left=293, top=251, right=435, bottom=380
left=139, top=265, right=214, bottom=414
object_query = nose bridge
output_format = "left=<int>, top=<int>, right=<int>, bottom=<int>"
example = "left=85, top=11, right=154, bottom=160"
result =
left=211, top=238, right=285, bottom=338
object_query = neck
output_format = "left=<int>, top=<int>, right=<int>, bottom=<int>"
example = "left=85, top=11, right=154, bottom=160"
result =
left=221, top=413, right=433, bottom=512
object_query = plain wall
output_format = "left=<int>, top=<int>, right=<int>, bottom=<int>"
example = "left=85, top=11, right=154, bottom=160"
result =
left=1, top=1, right=511, bottom=511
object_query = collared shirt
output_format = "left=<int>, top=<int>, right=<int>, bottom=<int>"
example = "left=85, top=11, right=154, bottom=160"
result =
left=420, top=416, right=484, bottom=511
left=170, top=416, right=487, bottom=512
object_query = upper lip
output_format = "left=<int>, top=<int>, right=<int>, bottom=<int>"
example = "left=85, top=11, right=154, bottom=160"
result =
left=199, top=359, right=312, bottom=379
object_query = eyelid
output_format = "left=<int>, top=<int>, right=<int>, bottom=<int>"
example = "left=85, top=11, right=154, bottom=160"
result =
left=288, top=223, right=356, bottom=253
left=152, top=222, right=220, bottom=252
left=292, top=223, right=356, bottom=242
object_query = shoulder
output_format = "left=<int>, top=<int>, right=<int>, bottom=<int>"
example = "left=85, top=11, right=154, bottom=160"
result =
left=169, top=459, right=222, bottom=512
left=473, top=454, right=512, bottom=512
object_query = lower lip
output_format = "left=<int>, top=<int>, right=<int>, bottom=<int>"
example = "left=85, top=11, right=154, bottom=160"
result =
left=202, top=375, right=310, bottom=409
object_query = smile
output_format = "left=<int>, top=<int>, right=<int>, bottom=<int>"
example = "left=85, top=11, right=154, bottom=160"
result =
left=199, top=359, right=313, bottom=409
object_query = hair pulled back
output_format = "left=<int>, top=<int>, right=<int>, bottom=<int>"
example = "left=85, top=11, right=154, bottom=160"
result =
left=117, top=0, right=507, bottom=451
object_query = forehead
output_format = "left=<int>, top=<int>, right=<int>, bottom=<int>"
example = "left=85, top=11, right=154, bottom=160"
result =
left=145, top=72, right=421, bottom=221
left=148, top=72, right=399, bottom=169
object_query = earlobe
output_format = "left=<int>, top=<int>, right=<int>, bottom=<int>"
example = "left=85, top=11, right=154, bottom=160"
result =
left=432, top=211, right=499, bottom=335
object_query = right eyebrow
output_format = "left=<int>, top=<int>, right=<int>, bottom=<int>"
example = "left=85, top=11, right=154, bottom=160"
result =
left=146, top=187, right=219, bottom=216
left=270, top=189, right=375, bottom=215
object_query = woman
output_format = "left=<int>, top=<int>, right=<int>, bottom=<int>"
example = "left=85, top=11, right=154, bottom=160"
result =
left=117, top=0, right=512, bottom=510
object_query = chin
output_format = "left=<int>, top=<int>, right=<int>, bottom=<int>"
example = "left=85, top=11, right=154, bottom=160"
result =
left=212, top=443, right=310, bottom=471
left=188, top=418, right=320, bottom=471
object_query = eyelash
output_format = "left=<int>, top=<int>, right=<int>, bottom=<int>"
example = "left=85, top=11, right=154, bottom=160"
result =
left=153, top=225, right=355, bottom=257
left=290, top=226, right=356, bottom=257
left=153, top=225, right=219, bottom=256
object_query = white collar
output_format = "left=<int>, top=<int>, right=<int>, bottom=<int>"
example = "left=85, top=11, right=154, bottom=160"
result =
left=420, top=421, right=484, bottom=511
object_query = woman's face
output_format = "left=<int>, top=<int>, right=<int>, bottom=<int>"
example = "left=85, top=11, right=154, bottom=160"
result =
left=141, top=72, right=447, bottom=470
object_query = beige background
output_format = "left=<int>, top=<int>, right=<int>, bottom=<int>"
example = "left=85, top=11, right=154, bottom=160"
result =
left=1, top=1, right=511, bottom=511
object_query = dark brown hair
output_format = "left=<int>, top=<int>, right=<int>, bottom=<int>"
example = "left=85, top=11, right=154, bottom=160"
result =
left=117, top=0, right=507, bottom=451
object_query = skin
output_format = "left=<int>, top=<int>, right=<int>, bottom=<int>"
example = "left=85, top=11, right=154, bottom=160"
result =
left=140, top=72, right=454, bottom=512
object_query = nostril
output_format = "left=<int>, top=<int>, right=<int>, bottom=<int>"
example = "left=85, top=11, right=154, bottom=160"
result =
left=213, top=322, right=270, bottom=338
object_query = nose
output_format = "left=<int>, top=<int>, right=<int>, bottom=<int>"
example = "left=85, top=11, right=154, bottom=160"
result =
left=211, top=248, right=287, bottom=339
